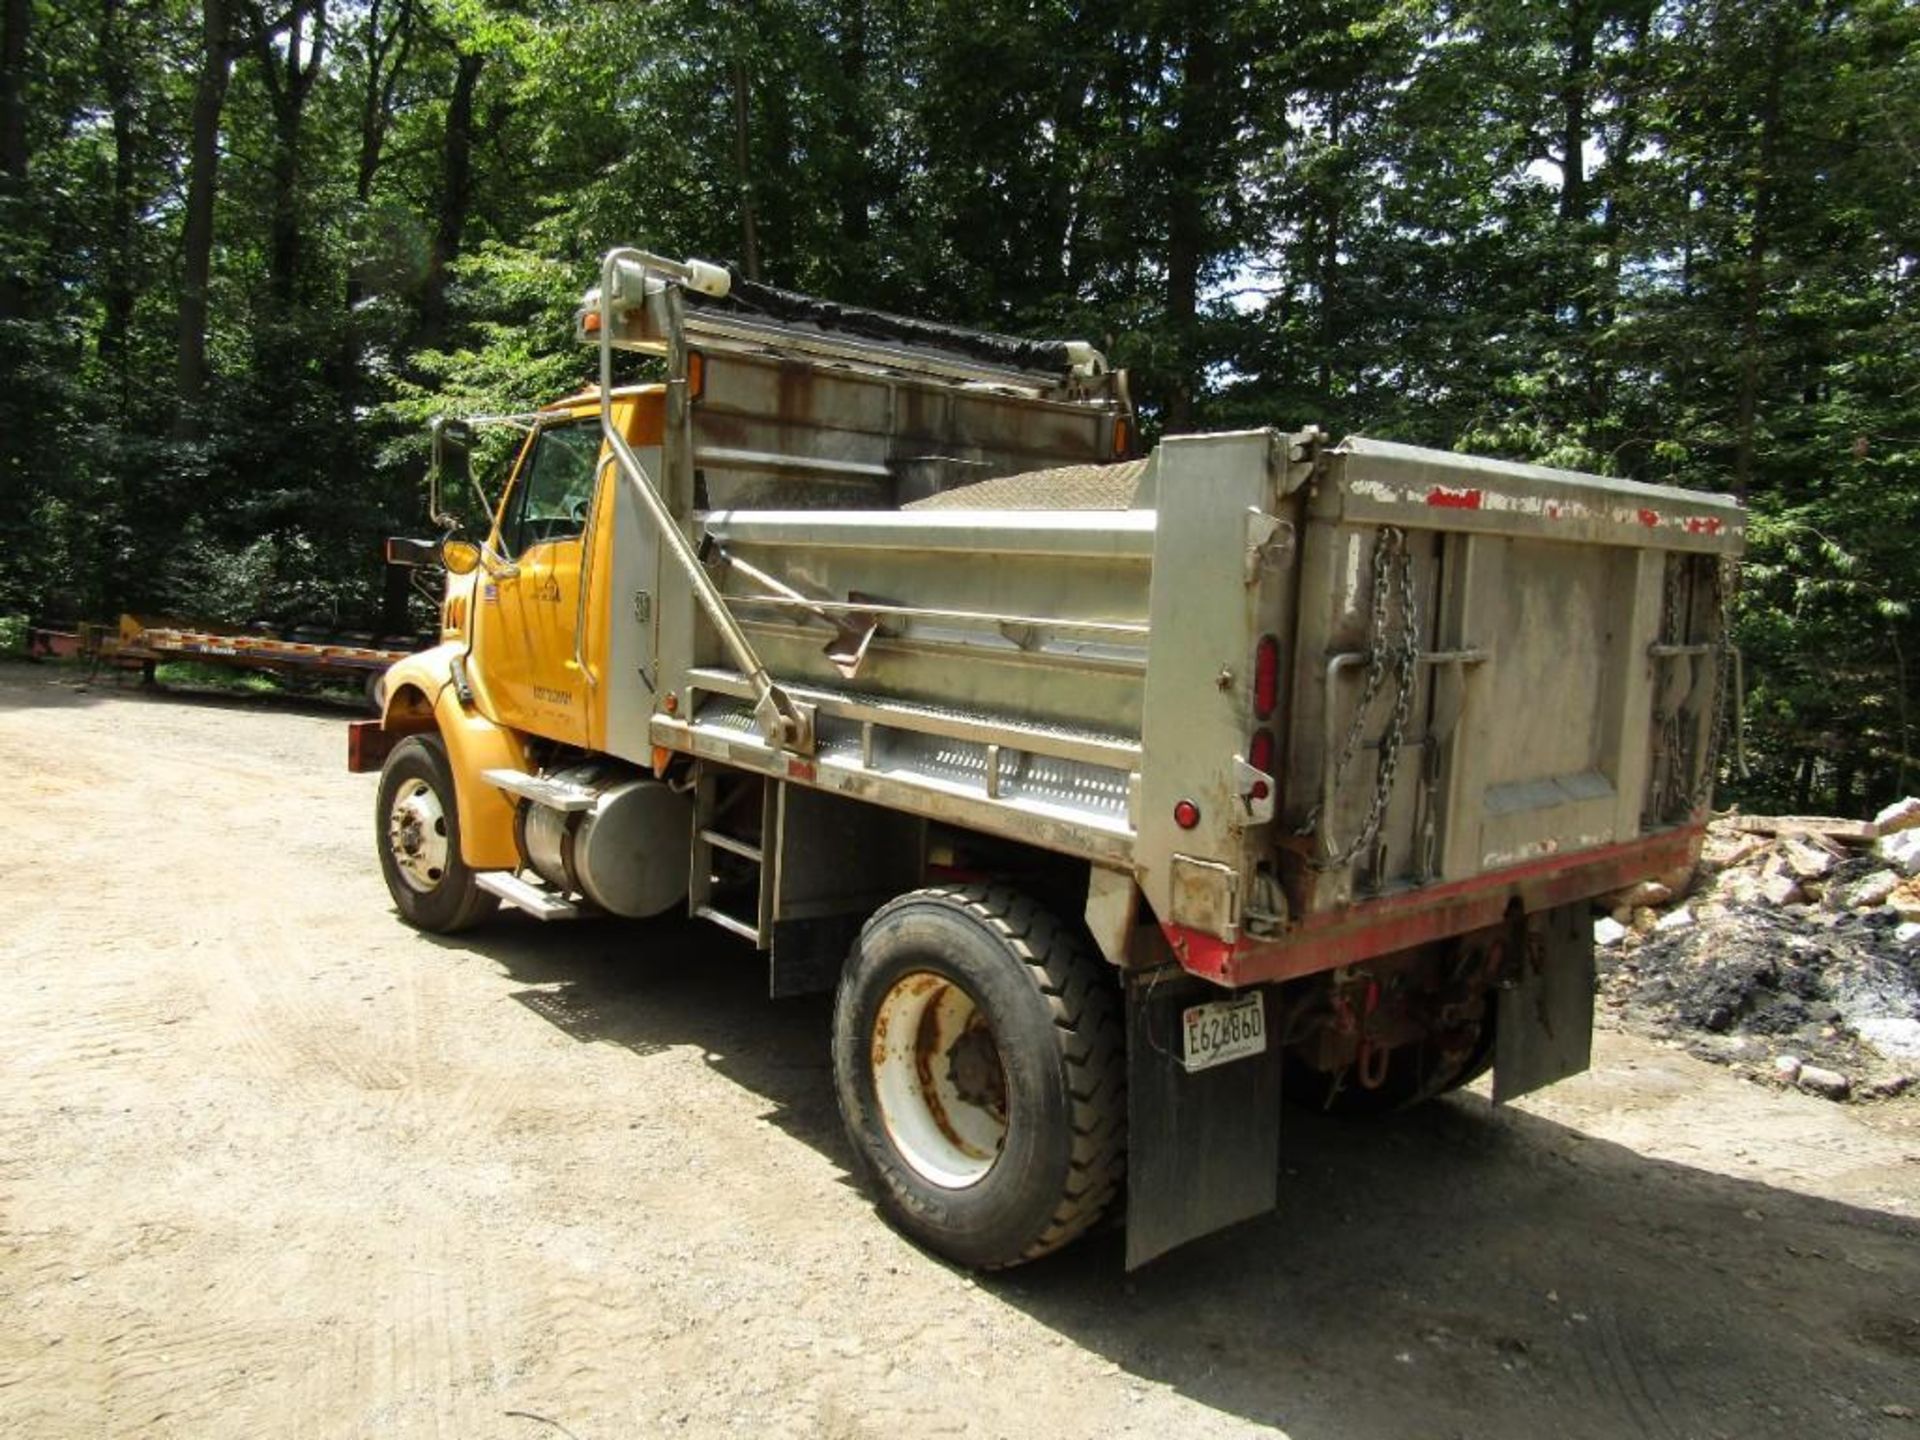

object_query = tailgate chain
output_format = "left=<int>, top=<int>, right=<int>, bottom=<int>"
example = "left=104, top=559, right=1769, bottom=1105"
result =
left=1656, top=554, right=1735, bottom=820
left=1689, top=556, right=1736, bottom=814
left=1301, top=525, right=1421, bottom=870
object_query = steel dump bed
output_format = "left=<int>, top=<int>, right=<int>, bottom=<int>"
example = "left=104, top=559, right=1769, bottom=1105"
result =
left=644, top=421, right=1740, bottom=987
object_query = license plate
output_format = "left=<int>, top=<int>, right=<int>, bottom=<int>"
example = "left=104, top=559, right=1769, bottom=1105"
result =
left=1181, top=992, right=1266, bottom=1073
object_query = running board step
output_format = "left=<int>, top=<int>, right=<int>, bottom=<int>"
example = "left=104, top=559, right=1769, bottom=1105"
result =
left=477, top=870, right=581, bottom=920
left=481, top=768, right=597, bottom=813
left=694, top=905, right=761, bottom=943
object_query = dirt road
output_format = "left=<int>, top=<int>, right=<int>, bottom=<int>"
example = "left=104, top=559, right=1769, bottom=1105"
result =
left=2, top=663, right=1917, bottom=1439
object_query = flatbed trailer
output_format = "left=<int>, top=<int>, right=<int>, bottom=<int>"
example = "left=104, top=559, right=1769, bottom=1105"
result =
left=355, top=248, right=1743, bottom=1268
left=107, top=614, right=409, bottom=702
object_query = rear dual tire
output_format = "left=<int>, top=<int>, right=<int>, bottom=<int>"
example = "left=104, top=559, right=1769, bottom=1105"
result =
left=832, top=885, right=1125, bottom=1269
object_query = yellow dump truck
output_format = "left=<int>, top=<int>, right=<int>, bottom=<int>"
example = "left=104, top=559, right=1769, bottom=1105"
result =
left=352, top=248, right=1743, bottom=1268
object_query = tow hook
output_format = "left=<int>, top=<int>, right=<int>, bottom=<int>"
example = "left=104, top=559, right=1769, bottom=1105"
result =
left=1354, top=979, right=1390, bottom=1090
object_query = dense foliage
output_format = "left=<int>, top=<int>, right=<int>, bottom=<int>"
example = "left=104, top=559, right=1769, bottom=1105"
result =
left=1, top=0, right=1915, bottom=810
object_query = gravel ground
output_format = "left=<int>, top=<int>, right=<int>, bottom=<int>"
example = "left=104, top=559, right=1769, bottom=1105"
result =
left=3, top=662, right=1919, bottom=1440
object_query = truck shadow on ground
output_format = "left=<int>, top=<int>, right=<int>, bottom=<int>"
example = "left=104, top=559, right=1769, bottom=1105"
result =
left=441, top=914, right=1920, bottom=1440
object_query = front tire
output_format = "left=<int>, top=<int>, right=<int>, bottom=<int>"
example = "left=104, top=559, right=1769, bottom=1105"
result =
left=832, top=885, right=1125, bottom=1269
left=375, top=734, right=497, bottom=934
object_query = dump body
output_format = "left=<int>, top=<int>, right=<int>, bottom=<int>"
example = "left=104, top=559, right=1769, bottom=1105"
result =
left=647, top=423, right=1740, bottom=988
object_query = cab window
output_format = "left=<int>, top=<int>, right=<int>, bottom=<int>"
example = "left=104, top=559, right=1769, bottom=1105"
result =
left=501, top=421, right=602, bottom=556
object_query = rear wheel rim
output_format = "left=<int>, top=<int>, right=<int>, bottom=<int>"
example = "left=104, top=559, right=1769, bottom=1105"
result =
left=387, top=777, right=450, bottom=893
left=870, top=971, right=1009, bottom=1189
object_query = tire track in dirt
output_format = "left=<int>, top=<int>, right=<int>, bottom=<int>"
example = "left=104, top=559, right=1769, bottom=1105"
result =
left=96, top=1312, right=291, bottom=1436
left=192, top=900, right=412, bottom=1100
left=0, top=978, right=188, bottom=1115
left=1572, top=1306, right=1690, bottom=1440
left=343, top=1214, right=514, bottom=1440
left=516, top=1266, right=659, bottom=1427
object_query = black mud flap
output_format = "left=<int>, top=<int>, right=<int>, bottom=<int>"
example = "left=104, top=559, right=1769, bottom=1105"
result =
left=767, top=785, right=925, bottom=998
left=1493, top=901, right=1595, bottom=1103
left=1125, top=967, right=1283, bottom=1270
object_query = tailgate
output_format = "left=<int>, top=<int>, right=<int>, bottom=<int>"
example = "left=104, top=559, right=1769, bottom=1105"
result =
left=1281, top=437, right=1744, bottom=915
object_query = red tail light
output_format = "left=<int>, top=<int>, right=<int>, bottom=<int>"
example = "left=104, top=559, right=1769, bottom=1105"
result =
left=1253, top=635, right=1280, bottom=720
left=1246, top=729, right=1274, bottom=803
left=1249, top=729, right=1273, bottom=776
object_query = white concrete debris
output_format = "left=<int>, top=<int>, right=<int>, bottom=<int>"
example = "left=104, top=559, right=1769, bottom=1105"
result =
left=1877, top=826, right=1920, bottom=878
left=1780, top=837, right=1838, bottom=880
left=1844, top=870, right=1901, bottom=909
left=1854, top=1018, right=1920, bottom=1063
left=1872, top=796, right=1920, bottom=837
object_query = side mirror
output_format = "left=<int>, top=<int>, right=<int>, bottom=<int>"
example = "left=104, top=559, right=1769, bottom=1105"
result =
left=384, top=536, right=442, bottom=569
left=429, top=416, right=474, bottom=528
left=441, top=538, right=483, bottom=575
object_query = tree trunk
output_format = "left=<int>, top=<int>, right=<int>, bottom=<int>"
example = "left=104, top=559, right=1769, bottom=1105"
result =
left=341, top=0, right=414, bottom=393
left=255, top=0, right=324, bottom=312
left=1162, top=17, right=1223, bottom=433
left=1593, top=0, right=1653, bottom=459
left=1733, top=24, right=1787, bottom=502
left=0, top=0, right=32, bottom=324
left=231, top=0, right=325, bottom=331
left=98, top=0, right=137, bottom=406
left=1557, top=0, right=1592, bottom=229
left=354, top=0, right=412, bottom=206
left=417, top=48, right=481, bottom=348
left=833, top=0, right=871, bottom=261
left=1558, top=0, right=1597, bottom=440
left=731, top=56, right=760, bottom=281
left=176, top=0, right=235, bottom=438
left=1316, top=93, right=1344, bottom=409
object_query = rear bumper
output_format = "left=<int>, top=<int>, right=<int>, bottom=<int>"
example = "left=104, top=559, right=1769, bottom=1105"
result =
left=1162, top=825, right=1703, bottom=987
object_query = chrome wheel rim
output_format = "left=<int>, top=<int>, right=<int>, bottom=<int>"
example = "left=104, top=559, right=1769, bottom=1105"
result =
left=387, top=777, right=450, bottom=893
left=871, top=971, right=1009, bottom=1189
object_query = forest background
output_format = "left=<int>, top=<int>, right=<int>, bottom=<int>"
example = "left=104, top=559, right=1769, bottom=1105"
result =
left=0, top=0, right=1915, bottom=813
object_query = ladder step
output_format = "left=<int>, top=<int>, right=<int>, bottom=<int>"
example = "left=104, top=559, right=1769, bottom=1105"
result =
left=481, top=767, right=597, bottom=813
left=698, top=828, right=763, bottom=863
left=694, top=905, right=762, bottom=944
left=477, top=870, right=581, bottom=920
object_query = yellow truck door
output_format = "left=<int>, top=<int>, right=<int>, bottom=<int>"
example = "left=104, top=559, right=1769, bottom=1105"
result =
left=478, top=416, right=602, bottom=745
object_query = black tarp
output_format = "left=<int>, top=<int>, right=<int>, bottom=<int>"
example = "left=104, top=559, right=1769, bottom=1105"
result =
left=683, top=267, right=1079, bottom=375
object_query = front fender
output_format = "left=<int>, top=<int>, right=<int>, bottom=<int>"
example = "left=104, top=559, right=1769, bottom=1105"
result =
left=382, top=643, right=524, bottom=870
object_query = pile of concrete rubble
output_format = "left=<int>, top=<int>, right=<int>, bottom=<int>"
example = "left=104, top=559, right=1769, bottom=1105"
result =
left=1594, top=798, right=1920, bottom=1102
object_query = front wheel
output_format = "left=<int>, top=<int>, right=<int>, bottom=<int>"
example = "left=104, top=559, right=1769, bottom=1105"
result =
left=832, top=885, right=1125, bottom=1269
left=375, top=734, right=498, bottom=934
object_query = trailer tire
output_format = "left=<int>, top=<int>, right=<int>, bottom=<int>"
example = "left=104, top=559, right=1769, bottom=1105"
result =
left=832, top=885, right=1125, bottom=1269
left=375, top=734, right=498, bottom=934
